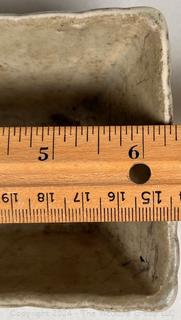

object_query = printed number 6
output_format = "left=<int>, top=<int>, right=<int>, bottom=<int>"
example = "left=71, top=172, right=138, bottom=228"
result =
left=128, top=145, right=139, bottom=159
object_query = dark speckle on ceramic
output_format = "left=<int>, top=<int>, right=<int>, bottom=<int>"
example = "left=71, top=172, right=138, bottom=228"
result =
left=0, top=7, right=177, bottom=311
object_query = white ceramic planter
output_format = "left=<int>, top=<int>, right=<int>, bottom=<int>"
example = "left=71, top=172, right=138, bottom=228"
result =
left=0, top=7, right=178, bottom=311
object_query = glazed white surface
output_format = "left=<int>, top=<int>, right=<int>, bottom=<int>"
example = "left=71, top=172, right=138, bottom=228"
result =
left=0, top=1, right=180, bottom=319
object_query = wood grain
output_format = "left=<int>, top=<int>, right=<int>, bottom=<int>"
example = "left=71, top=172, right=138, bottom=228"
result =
left=0, top=125, right=180, bottom=223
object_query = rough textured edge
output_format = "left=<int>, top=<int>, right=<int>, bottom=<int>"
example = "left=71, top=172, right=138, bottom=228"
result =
left=0, top=7, right=173, bottom=125
left=0, top=7, right=177, bottom=312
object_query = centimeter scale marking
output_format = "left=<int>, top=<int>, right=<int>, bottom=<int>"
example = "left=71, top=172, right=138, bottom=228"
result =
left=0, top=187, right=179, bottom=223
left=0, top=125, right=180, bottom=223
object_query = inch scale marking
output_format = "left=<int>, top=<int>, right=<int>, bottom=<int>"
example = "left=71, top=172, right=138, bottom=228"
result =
left=0, top=125, right=180, bottom=223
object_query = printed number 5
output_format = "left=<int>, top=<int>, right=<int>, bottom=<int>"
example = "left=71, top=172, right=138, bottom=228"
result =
left=38, top=147, right=49, bottom=161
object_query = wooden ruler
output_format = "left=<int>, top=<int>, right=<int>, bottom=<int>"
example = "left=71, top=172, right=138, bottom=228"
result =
left=0, top=125, right=180, bottom=223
